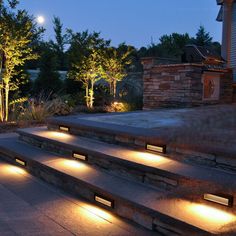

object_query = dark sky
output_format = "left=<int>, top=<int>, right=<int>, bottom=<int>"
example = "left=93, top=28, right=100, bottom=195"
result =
left=18, top=0, right=222, bottom=48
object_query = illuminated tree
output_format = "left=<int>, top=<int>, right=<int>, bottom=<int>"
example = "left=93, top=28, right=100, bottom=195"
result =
left=67, top=30, right=110, bottom=107
left=70, top=49, right=103, bottom=108
left=102, top=46, right=133, bottom=98
left=0, top=1, right=41, bottom=121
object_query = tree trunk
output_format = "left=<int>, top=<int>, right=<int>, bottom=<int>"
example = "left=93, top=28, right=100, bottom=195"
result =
left=89, top=81, right=94, bottom=108
left=109, top=81, right=112, bottom=96
left=85, top=84, right=89, bottom=108
left=113, top=80, right=116, bottom=99
left=0, top=55, right=3, bottom=122
left=0, top=87, right=3, bottom=122
left=5, top=83, right=9, bottom=122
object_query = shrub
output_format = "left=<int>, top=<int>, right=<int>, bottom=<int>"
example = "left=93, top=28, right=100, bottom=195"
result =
left=105, top=101, right=132, bottom=112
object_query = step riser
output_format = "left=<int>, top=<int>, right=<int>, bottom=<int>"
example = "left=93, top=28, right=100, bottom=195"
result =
left=172, top=147, right=236, bottom=174
left=19, top=133, right=204, bottom=192
left=0, top=151, right=208, bottom=235
left=48, top=123, right=155, bottom=150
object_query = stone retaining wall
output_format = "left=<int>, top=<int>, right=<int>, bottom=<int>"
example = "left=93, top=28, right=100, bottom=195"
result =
left=142, top=58, right=233, bottom=109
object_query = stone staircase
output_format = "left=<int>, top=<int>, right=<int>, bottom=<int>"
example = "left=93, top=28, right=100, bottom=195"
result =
left=0, top=116, right=236, bottom=235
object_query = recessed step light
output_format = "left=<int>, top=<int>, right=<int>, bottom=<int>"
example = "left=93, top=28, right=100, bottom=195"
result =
left=204, top=193, right=234, bottom=207
left=146, top=144, right=166, bottom=154
left=59, top=126, right=70, bottom=132
left=15, top=158, right=26, bottom=166
left=72, top=152, right=87, bottom=161
left=94, top=194, right=114, bottom=208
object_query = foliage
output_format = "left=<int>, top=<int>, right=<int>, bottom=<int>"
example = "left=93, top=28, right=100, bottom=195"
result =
left=194, top=25, right=213, bottom=46
left=71, top=49, right=103, bottom=108
left=67, top=30, right=110, bottom=108
left=105, top=101, right=132, bottom=113
left=13, top=93, right=72, bottom=122
left=0, top=1, right=42, bottom=121
left=102, top=45, right=133, bottom=98
left=33, top=42, right=63, bottom=94
left=50, top=16, right=67, bottom=70
left=46, top=96, right=72, bottom=116
left=158, top=33, right=192, bottom=59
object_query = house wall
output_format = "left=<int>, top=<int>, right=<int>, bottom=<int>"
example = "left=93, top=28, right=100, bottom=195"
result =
left=231, top=3, right=236, bottom=80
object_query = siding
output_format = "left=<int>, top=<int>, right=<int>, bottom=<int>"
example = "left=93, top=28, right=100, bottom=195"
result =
left=231, top=3, right=236, bottom=81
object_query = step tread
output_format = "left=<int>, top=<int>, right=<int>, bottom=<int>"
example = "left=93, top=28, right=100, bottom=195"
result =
left=47, top=115, right=164, bottom=138
left=18, top=127, right=236, bottom=190
left=0, top=136, right=236, bottom=234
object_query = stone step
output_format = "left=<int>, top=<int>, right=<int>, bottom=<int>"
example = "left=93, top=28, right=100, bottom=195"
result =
left=47, top=116, right=236, bottom=173
left=17, top=127, right=236, bottom=204
left=47, top=115, right=167, bottom=150
left=0, top=136, right=236, bottom=235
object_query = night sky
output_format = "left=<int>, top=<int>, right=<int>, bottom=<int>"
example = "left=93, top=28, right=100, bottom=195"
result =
left=18, top=0, right=222, bottom=48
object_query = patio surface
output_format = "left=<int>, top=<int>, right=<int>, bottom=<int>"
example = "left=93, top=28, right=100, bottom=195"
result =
left=80, top=104, right=236, bottom=145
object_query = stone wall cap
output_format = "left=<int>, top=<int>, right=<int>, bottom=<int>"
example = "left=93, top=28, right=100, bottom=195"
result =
left=154, top=63, right=205, bottom=68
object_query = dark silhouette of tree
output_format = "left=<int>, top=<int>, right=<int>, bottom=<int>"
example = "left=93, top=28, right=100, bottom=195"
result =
left=34, top=43, right=63, bottom=94
left=194, top=25, right=213, bottom=46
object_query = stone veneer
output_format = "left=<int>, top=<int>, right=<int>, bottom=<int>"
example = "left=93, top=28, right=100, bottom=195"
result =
left=142, top=58, right=233, bottom=109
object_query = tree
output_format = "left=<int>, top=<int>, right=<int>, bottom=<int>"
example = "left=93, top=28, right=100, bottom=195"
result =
left=50, top=16, right=67, bottom=70
left=102, top=45, right=133, bottom=98
left=70, top=49, right=103, bottom=108
left=158, top=33, right=192, bottom=59
left=34, top=42, right=63, bottom=94
left=194, top=25, right=213, bottom=46
left=67, top=30, right=110, bottom=107
left=0, top=1, right=41, bottom=121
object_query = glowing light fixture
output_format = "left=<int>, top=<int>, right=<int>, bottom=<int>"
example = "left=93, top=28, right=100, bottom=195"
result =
left=204, top=193, right=234, bottom=207
left=146, top=144, right=166, bottom=154
left=73, top=152, right=87, bottom=161
left=59, top=126, right=70, bottom=132
left=15, top=158, right=26, bottom=166
left=94, top=194, right=114, bottom=208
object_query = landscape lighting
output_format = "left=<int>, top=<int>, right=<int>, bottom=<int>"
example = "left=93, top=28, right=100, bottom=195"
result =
left=146, top=144, right=166, bottom=154
left=72, top=152, right=88, bottom=161
left=59, top=126, right=70, bottom=132
left=204, top=193, right=234, bottom=207
left=15, top=158, right=26, bottom=166
left=94, top=194, right=114, bottom=208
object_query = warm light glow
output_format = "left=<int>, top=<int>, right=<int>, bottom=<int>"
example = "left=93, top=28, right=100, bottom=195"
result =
left=2, top=164, right=27, bottom=175
left=188, top=203, right=236, bottom=225
left=36, top=15, right=45, bottom=24
left=132, top=151, right=170, bottom=166
left=80, top=203, right=113, bottom=222
left=47, top=131, right=72, bottom=140
left=61, top=159, right=86, bottom=169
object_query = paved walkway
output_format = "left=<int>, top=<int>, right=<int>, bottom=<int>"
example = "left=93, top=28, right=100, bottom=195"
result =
left=0, top=160, right=153, bottom=236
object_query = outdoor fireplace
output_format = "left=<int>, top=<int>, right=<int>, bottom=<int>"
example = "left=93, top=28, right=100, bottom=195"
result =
left=141, top=45, right=233, bottom=109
